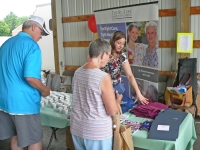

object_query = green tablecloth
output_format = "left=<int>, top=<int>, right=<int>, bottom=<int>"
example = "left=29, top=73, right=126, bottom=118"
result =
left=40, top=93, right=72, bottom=128
left=40, top=106, right=70, bottom=128
left=128, top=113, right=197, bottom=150
left=40, top=100, right=197, bottom=150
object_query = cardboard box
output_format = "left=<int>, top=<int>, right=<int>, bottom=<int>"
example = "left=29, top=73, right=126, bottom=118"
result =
left=66, top=126, right=75, bottom=150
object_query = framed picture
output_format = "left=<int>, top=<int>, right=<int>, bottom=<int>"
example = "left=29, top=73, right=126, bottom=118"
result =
left=177, top=33, right=193, bottom=53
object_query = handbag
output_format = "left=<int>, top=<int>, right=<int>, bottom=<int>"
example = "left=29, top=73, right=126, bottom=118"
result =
left=170, top=86, right=193, bottom=107
left=178, top=72, right=191, bottom=88
left=173, top=58, right=197, bottom=103
left=112, top=105, right=134, bottom=150
left=170, top=72, right=192, bottom=106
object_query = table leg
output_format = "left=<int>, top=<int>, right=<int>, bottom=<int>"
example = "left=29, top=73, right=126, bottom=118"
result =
left=47, top=127, right=59, bottom=150
left=52, top=127, right=58, bottom=139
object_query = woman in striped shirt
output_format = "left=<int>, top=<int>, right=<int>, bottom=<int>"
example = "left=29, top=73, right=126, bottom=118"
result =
left=70, top=38, right=123, bottom=150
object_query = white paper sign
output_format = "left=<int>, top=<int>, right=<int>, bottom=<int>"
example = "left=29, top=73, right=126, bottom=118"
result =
left=157, top=125, right=170, bottom=131
left=180, top=36, right=191, bottom=50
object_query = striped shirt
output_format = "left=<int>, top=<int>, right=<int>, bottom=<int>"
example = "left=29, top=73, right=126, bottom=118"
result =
left=70, top=67, right=113, bottom=140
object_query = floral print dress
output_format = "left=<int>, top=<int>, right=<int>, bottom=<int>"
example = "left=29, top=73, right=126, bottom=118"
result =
left=142, top=42, right=158, bottom=68
left=101, top=53, right=128, bottom=85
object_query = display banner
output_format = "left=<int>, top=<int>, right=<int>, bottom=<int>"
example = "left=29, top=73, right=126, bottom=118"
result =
left=95, top=2, right=159, bottom=100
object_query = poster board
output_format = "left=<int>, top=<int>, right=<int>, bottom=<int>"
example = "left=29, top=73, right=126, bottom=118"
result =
left=94, top=2, right=159, bottom=100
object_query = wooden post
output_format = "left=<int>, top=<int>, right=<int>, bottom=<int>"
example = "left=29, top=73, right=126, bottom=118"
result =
left=180, top=0, right=191, bottom=58
left=51, top=0, right=60, bottom=74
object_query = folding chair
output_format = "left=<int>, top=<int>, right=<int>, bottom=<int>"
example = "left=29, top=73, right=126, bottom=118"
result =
left=158, top=74, right=168, bottom=103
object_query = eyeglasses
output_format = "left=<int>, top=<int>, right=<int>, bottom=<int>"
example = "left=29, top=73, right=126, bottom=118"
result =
left=36, top=24, right=44, bottom=35
left=105, top=52, right=112, bottom=58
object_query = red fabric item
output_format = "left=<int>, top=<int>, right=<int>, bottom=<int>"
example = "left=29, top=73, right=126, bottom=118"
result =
left=130, top=102, right=169, bottom=119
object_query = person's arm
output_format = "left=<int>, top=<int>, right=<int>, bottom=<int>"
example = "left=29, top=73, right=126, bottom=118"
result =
left=122, top=61, right=149, bottom=105
left=101, top=74, right=123, bottom=116
left=26, top=77, right=50, bottom=97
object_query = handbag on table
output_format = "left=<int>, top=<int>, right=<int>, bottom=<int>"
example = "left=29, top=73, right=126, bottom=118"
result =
left=112, top=105, right=134, bottom=150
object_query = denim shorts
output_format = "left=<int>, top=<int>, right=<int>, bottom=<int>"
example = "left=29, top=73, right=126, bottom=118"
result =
left=72, top=134, right=113, bottom=150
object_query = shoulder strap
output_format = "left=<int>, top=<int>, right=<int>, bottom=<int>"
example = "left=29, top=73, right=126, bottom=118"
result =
left=179, top=72, right=191, bottom=86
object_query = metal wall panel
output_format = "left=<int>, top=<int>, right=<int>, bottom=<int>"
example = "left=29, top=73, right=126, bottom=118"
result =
left=119, top=0, right=130, bottom=6
left=129, top=0, right=140, bottom=5
left=159, top=0, right=176, bottom=71
left=191, top=0, right=200, bottom=73
left=100, top=1, right=111, bottom=9
left=62, top=0, right=93, bottom=67
left=92, top=0, right=102, bottom=11
left=84, top=0, right=93, bottom=14
left=109, top=0, right=120, bottom=8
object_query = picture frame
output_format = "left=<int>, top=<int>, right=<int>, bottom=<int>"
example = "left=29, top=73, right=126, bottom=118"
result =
left=177, top=33, right=193, bottom=53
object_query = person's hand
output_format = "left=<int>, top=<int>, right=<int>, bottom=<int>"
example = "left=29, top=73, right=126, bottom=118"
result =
left=135, top=93, right=149, bottom=105
left=115, top=90, right=123, bottom=104
left=41, top=86, right=51, bottom=97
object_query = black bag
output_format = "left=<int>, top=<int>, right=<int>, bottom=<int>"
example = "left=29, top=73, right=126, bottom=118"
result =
left=173, top=58, right=197, bottom=104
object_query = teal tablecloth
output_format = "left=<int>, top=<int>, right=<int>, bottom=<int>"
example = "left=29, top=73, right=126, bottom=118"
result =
left=127, top=113, right=197, bottom=150
left=40, top=93, right=72, bottom=128
left=40, top=98, right=197, bottom=150
left=40, top=106, right=70, bottom=128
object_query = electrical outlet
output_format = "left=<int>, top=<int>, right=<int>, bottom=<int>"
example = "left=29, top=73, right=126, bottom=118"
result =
left=60, top=61, right=63, bottom=66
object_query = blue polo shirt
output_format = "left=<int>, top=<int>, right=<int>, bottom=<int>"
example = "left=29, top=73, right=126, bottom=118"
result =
left=0, top=32, right=42, bottom=114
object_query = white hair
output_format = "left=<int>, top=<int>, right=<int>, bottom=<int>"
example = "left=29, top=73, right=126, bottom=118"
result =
left=145, top=21, right=158, bottom=34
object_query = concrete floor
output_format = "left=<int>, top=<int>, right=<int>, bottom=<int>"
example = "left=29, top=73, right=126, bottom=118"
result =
left=0, top=117, right=200, bottom=150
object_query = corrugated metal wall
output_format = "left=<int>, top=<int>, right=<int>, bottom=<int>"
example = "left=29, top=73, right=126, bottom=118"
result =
left=61, top=0, right=200, bottom=72
left=159, top=0, right=176, bottom=71
left=191, top=0, right=200, bottom=73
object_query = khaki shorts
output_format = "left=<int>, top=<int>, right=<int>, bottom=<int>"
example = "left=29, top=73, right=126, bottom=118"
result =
left=0, top=111, right=43, bottom=148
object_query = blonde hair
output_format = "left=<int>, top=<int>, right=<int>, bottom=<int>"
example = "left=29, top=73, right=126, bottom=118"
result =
left=127, top=23, right=139, bottom=43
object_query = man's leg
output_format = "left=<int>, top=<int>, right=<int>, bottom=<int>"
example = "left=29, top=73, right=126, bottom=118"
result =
left=11, top=136, right=24, bottom=150
left=0, top=111, right=18, bottom=149
left=28, top=141, right=42, bottom=150
left=11, top=114, right=43, bottom=148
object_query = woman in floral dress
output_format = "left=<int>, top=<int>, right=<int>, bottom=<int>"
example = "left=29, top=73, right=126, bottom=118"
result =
left=101, top=31, right=148, bottom=105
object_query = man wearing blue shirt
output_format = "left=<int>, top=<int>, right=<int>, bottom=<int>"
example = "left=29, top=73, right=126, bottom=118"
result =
left=0, top=16, right=51, bottom=150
